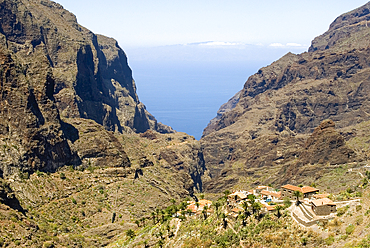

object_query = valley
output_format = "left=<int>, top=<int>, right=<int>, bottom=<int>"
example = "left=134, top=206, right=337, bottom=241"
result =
left=0, top=0, right=370, bottom=247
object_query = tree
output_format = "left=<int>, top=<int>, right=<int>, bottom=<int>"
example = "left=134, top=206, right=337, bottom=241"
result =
left=241, top=201, right=249, bottom=214
left=213, top=201, right=221, bottom=216
left=220, top=213, right=227, bottom=229
left=283, top=197, right=292, bottom=208
left=135, top=220, right=140, bottom=227
left=238, top=212, right=247, bottom=226
left=223, top=190, right=230, bottom=198
left=252, top=202, right=262, bottom=216
left=293, top=190, right=303, bottom=205
left=275, top=205, right=284, bottom=218
left=126, top=229, right=135, bottom=239
left=247, top=194, right=256, bottom=204
left=151, top=212, right=156, bottom=224
left=202, top=206, right=208, bottom=220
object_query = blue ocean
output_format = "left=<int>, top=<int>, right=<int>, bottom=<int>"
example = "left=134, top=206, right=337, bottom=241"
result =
left=126, top=45, right=307, bottom=139
left=130, top=60, right=264, bottom=139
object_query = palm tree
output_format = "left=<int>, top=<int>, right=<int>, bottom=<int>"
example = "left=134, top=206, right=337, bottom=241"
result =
left=247, top=194, right=256, bottom=204
left=220, top=213, right=227, bottom=229
left=213, top=201, right=221, bottom=216
left=238, top=212, right=247, bottom=226
left=275, top=205, right=284, bottom=218
left=151, top=212, right=156, bottom=224
left=241, top=201, right=249, bottom=215
left=293, top=190, right=303, bottom=205
left=202, top=206, right=208, bottom=220
left=135, top=220, right=140, bottom=227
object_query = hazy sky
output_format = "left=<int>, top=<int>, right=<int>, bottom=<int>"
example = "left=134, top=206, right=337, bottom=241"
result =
left=55, top=0, right=369, bottom=47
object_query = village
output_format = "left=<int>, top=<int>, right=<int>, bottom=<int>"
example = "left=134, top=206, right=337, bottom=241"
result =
left=184, top=184, right=361, bottom=228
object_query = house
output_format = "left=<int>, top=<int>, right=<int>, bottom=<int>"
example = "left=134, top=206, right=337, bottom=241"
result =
left=185, top=199, right=213, bottom=215
left=254, top=185, right=274, bottom=195
left=311, top=198, right=336, bottom=216
left=261, top=190, right=282, bottom=202
left=228, top=191, right=248, bottom=203
left=281, top=184, right=319, bottom=200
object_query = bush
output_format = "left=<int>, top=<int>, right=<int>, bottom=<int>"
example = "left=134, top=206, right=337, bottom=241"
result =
left=59, top=173, right=66, bottom=179
left=283, top=197, right=292, bottom=208
left=126, top=229, right=135, bottom=238
left=356, top=205, right=362, bottom=212
left=325, top=235, right=335, bottom=245
left=346, top=224, right=355, bottom=235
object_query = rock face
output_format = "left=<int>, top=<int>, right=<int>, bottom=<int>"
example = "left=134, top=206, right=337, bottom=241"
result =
left=299, top=119, right=356, bottom=166
left=0, top=0, right=171, bottom=176
left=201, top=2, right=370, bottom=191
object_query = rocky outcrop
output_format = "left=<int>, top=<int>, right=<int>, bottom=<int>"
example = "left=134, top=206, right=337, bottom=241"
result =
left=299, top=119, right=356, bottom=165
left=201, top=2, right=370, bottom=191
left=64, top=118, right=131, bottom=168
left=0, top=0, right=172, bottom=176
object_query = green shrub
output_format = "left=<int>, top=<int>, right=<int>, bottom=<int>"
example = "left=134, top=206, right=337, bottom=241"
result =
left=59, top=173, right=66, bottom=179
left=325, top=235, right=335, bottom=245
left=346, top=224, right=355, bottom=235
left=356, top=205, right=362, bottom=212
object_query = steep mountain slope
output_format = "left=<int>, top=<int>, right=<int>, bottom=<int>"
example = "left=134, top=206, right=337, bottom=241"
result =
left=201, top=2, right=370, bottom=191
left=0, top=1, right=207, bottom=246
left=0, top=0, right=174, bottom=176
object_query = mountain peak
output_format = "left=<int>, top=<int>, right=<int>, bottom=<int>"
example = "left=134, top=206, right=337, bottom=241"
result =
left=309, top=1, right=370, bottom=52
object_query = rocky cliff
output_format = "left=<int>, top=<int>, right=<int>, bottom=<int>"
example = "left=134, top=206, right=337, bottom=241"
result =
left=0, top=0, right=173, bottom=176
left=201, top=2, right=370, bottom=191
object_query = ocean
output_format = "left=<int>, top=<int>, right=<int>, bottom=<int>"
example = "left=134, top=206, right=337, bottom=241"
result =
left=126, top=44, right=307, bottom=139
left=130, top=60, right=266, bottom=139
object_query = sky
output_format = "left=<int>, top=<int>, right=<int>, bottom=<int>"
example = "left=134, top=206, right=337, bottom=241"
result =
left=55, top=0, right=369, bottom=48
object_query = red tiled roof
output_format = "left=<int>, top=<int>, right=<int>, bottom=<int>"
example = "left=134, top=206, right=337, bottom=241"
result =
left=281, top=184, right=302, bottom=192
left=311, top=198, right=336, bottom=207
left=300, top=186, right=319, bottom=194
left=232, top=208, right=241, bottom=213
left=186, top=204, right=197, bottom=213
left=281, top=184, right=319, bottom=194
left=198, top=199, right=212, bottom=206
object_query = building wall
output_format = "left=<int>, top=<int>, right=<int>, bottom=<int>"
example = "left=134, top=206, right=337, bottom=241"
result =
left=281, top=189, right=295, bottom=200
left=312, top=205, right=336, bottom=216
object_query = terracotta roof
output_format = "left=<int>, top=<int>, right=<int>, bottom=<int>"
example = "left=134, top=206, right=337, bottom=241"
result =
left=261, top=190, right=281, bottom=198
left=281, top=184, right=302, bottom=192
left=311, top=198, right=336, bottom=207
left=186, top=204, right=197, bottom=213
left=198, top=199, right=212, bottom=206
left=232, top=208, right=241, bottom=213
left=281, top=184, right=319, bottom=194
left=300, top=186, right=319, bottom=194
left=313, top=194, right=330, bottom=199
